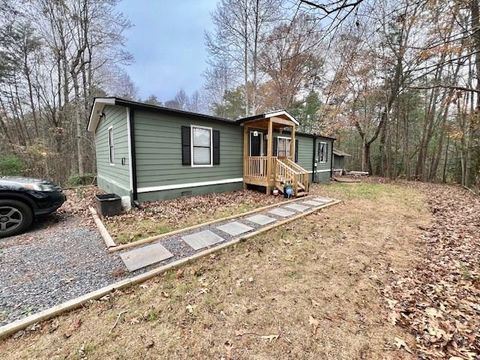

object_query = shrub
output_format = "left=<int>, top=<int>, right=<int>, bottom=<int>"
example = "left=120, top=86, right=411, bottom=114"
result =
left=0, top=155, right=25, bottom=176
left=67, top=173, right=96, bottom=187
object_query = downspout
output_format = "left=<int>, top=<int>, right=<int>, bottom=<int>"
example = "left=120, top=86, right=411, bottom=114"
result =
left=311, top=135, right=317, bottom=183
left=330, top=139, right=335, bottom=179
left=128, top=107, right=139, bottom=206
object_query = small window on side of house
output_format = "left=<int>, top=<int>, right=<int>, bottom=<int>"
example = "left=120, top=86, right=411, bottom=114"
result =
left=108, top=127, right=115, bottom=165
left=318, top=142, right=327, bottom=163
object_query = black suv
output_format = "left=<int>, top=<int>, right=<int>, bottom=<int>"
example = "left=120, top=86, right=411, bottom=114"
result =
left=0, top=176, right=66, bottom=238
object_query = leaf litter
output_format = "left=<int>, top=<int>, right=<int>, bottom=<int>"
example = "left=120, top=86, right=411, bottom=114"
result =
left=383, top=183, right=480, bottom=359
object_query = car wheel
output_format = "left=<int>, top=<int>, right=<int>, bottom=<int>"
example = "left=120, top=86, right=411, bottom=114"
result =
left=0, top=200, right=33, bottom=238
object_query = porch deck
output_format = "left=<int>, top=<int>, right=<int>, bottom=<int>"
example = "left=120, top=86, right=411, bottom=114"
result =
left=239, top=112, right=310, bottom=197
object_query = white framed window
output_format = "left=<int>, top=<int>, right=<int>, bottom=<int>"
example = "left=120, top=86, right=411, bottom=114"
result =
left=318, top=142, right=328, bottom=163
left=277, top=136, right=291, bottom=158
left=108, top=126, right=115, bottom=165
left=191, top=125, right=213, bottom=167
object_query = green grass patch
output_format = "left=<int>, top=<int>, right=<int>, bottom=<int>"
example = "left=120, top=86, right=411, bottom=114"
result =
left=321, top=182, right=407, bottom=200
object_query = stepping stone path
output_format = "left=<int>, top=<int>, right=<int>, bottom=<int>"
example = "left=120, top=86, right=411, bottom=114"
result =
left=120, top=243, right=173, bottom=272
left=302, top=200, right=324, bottom=207
left=268, top=207, right=296, bottom=217
left=118, top=196, right=337, bottom=273
left=217, top=221, right=253, bottom=236
left=284, top=203, right=310, bottom=212
left=182, top=230, right=225, bottom=250
left=246, top=214, right=276, bottom=225
left=314, top=197, right=332, bottom=203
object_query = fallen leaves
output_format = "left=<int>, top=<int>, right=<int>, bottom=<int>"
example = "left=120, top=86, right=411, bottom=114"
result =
left=59, top=186, right=98, bottom=226
left=260, top=334, right=279, bottom=342
left=309, top=315, right=320, bottom=335
left=384, top=183, right=480, bottom=359
left=103, top=189, right=281, bottom=243
left=394, top=337, right=412, bottom=353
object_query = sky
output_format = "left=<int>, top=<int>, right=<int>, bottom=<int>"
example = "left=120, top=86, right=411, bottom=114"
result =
left=117, top=0, right=218, bottom=102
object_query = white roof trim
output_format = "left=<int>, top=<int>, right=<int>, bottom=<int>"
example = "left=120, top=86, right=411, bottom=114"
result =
left=264, top=111, right=299, bottom=126
left=87, top=98, right=116, bottom=132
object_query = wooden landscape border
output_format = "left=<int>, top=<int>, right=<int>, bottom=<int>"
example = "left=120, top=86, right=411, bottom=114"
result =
left=0, top=200, right=341, bottom=340
left=109, top=194, right=320, bottom=252
left=89, top=206, right=116, bottom=248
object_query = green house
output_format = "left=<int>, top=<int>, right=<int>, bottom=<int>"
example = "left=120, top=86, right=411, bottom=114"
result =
left=87, top=97, right=335, bottom=204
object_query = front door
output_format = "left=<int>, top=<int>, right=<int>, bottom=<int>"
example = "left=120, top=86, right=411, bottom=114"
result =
left=250, top=131, right=265, bottom=176
left=250, top=131, right=263, bottom=156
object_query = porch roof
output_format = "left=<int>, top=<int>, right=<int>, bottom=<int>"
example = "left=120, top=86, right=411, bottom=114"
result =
left=236, top=110, right=300, bottom=126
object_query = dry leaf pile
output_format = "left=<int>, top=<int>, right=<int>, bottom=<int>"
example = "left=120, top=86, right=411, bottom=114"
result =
left=104, top=190, right=281, bottom=241
left=384, top=183, right=480, bottom=359
left=58, top=186, right=99, bottom=226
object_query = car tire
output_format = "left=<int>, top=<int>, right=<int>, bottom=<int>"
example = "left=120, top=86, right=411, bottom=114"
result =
left=0, top=200, right=33, bottom=238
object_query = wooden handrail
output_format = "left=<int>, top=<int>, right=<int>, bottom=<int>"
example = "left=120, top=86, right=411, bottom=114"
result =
left=274, top=158, right=296, bottom=183
left=275, top=157, right=310, bottom=195
left=245, top=156, right=268, bottom=178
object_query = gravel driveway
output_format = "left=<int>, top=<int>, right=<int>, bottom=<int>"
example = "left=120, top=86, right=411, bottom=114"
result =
left=0, top=214, right=126, bottom=326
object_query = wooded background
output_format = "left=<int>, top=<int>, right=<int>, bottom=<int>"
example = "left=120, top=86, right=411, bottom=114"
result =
left=0, top=0, right=479, bottom=191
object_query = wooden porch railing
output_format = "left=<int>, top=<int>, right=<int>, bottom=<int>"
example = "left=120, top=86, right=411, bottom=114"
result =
left=275, top=158, right=310, bottom=195
left=244, top=156, right=310, bottom=196
left=274, top=157, right=296, bottom=185
left=245, top=156, right=268, bottom=178
left=281, top=158, right=310, bottom=193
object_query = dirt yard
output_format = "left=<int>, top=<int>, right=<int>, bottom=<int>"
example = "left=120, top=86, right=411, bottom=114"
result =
left=0, top=181, right=478, bottom=359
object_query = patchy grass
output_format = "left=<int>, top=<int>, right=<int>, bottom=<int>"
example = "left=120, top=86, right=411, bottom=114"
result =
left=105, top=190, right=282, bottom=244
left=0, top=181, right=432, bottom=359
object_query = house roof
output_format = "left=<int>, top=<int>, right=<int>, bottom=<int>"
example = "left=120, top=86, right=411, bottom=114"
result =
left=87, top=97, right=236, bottom=132
left=236, top=110, right=300, bottom=126
left=333, top=149, right=351, bottom=157
left=87, top=98, right=334, bottom=140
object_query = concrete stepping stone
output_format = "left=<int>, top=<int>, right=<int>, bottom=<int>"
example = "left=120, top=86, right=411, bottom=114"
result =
left=120, top=243, right=173, bottom=272
left=302, top=200, right=323, bottom=207
left=268, top=207, right=295, bottom=217
left=313, top=197, right=332, bottom=203
left=217, top=221, right=253, bottom=236
left=245, top=214, right=276, bottom=226
left=182, top=230, right=225, bottom=250
left=284, top=203, right=310, bottom=212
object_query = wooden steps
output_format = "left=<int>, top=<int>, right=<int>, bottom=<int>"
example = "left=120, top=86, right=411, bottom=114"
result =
left=273, top=158, right=310, bottom=198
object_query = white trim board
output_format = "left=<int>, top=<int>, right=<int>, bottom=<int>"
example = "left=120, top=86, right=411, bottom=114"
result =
left=266, top=110, right=300, bottom=125
left=97, top=175, right=130, bottom=192
left=307, top=169, right=331, bottom=173
left=138, top=178, right=243, bottom=193
left=87, top=98, right=116, bottom=133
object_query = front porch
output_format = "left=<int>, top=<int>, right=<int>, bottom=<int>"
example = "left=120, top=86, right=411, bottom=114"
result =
left=239, top=111, right=310, bottom=197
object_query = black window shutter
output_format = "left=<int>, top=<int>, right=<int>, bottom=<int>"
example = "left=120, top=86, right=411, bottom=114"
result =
left=181, top=126, right=191, bottom=165
left=273, top=137, right=277, bottom=156
left=213, top=130, right=220, bottom=165
left=295, top=139, right=299, bottom=163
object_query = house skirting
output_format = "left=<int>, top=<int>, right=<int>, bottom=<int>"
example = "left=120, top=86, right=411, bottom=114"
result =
left=137, top=180, right=244, bottom=202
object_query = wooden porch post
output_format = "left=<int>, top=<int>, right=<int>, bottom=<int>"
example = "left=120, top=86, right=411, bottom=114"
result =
left=290, top=124, right=296, bottom=161
left=290, top=125, right=297, bottom=195
left=266, top=119, right=273, bottom=194
left=243, top=125, right=249, bottom=190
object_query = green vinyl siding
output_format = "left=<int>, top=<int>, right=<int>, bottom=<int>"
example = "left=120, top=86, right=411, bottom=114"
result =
left=314, top=137, right=333, bottom=183
left=296, top=134, right=314, bottom=172
left=94, top=105, right=130, bottom=197
left=134, top=110, right=243, bottom=189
